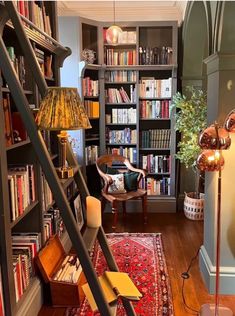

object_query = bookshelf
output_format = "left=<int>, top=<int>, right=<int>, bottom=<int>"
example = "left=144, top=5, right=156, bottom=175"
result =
left=0, top=2, right=74, bottom=315
left=1, top=6, right=137, bottom=316
left=79, top=20, right=178, bottom=211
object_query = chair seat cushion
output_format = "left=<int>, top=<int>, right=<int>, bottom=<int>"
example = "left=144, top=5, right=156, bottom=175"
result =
left=102, top=188, right=146, bottom=202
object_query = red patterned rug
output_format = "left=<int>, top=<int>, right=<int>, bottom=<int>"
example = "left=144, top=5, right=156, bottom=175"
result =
left=67, top=233, right=174, bottom=316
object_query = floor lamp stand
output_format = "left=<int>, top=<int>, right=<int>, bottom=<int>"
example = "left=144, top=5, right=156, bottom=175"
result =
left=200, top=168, right=233, bottom=316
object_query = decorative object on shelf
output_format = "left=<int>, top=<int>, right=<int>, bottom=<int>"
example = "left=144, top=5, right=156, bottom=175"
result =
left=70, top=192, right=84, bottom=231
left=81, top=49, right=96, bottom=64
left=106, top=0, right=122, bottom=45
left=197, top=122, right=233, bottom=316
left=171, top=86, right=207, bottom=220
left=36, top=87, right=91, bottom=179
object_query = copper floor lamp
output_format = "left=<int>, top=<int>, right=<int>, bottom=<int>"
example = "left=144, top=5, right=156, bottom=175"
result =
left=197, top=123, right=233, bottom=316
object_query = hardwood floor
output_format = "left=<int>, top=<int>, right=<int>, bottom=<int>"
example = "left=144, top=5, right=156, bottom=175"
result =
left=38, top=211, right=235, bottom=315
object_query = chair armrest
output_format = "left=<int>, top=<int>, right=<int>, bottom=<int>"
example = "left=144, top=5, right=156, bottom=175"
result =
left=96, top=163, right=113, bottom=193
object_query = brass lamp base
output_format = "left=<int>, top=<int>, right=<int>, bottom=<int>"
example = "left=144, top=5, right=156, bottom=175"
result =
left=200, top=304, right=233, bottom=316
left=56, top=166, right=74, bottom=179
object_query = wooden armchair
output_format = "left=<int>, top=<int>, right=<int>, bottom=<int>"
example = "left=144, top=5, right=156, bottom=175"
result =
left=96, top=154, right=147, bottom=230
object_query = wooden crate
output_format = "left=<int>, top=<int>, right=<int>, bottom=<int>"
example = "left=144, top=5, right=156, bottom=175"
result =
left=35, top=234, right=86, bottom=306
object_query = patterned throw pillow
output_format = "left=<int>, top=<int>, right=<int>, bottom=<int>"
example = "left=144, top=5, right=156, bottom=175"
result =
left=107, top=173, right=126, bottom=194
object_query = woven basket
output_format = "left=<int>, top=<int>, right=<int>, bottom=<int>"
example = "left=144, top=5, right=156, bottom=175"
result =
left=184, top=192, right=204, bottom=221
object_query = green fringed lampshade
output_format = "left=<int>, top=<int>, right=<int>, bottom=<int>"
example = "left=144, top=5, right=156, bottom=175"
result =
left=36, top=87, right=91, bottom=130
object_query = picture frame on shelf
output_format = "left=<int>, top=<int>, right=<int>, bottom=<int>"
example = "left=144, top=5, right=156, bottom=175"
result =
left=70, top=192, right=84, bottom=231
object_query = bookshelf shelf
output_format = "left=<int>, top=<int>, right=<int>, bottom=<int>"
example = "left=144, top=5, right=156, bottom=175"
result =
left=86, top=137, right=100, bottom=141
left=140, top=147, right=171, bottom=151
left=106, top=143, right=137, bottom=146
left=84, top=95, right=99, bottom=99
left=6, top=139, right=31, bottom=151
left=105, top=102, right=136, bottom=106
left=106, top=123, right=136, bottom=126
left=105, top=81, right=137, bottom=84
left=10, top=200, right=39, bottom=229
left=104, top=43, right=137, bottom=47
left=140, top=118, right=171, bottom=121
left=2, top=87, right=33, bottom=95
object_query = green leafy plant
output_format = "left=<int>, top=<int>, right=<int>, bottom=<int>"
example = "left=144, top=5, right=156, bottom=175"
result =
left=171, top=86, right=207, bottom=197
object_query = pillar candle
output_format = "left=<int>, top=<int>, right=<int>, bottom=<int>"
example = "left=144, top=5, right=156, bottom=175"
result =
left=86, top=196, right=101, bottom=227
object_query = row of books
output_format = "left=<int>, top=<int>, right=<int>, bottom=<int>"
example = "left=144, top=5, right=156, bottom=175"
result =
left=105, top=70, right=137, bottom=83
left=2, top=93, right=28, bottom=147
left=12, top=232, right=41, bottom=302
left=141, top=155, right=171, bottom=174
left=107, top=147, right=137, bottom=164
left=105, top=86, right=135, bottom=103
left=105, top=49, right=137, bottom=66
left=108, top=108, right=137, bottom=124
left=6, top=46, right=26, bottom=89
left=82, top=77, right=99, bottom=97
left=140, top=100, right=170, bottom=119
left=141, top=129, right=171, bottom=149
left=8, top=164, right=36, bottom=222
left=141, top=177, right=171, bottom=195
left=106, top=128, right=137, bottom=144
left=84, top=100, right=100, bottom=118
left=0, top=267, right=4, bottom=316
left=35, top=48, right=53, bottom=79
left=41, top=173, right=53, bottom=212
left=139, top=46, right=173, bottom=65
left=104, top=29, right=136, bottom=44
left=52, top=254, right=82, bottom=284
left=43, top=208, right=66, bottom=241
left=85, top=145, right=99, bottom=165
left=15, top=1, right=52, bottom=37
left=139, top=78, right=172, bottom=98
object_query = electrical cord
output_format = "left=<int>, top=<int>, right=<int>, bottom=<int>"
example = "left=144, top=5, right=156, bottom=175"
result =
left=181, top=247, right=201, bottom=315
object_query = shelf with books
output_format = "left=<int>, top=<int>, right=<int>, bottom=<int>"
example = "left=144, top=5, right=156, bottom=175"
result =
left=0, top=2, right=75, bottom=316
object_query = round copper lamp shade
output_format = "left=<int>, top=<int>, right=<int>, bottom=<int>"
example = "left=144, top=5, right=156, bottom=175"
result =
left=106, top=25, right=122, bottom=45
left=198, top=124, right=231, bottom=150
left=225, top=109, right=235, bottom=133
left=197, top=150, right=225, bottom=172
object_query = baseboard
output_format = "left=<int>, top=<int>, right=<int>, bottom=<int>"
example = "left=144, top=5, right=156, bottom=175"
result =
left=16, top=278, right=43, bottom=316
left=199, top=246, right=235, bottom=294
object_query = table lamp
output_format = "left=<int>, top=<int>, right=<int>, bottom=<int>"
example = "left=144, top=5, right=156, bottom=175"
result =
left=36, top=87, right=91, bottom=179
left=197, top=122, right=233, bottom=316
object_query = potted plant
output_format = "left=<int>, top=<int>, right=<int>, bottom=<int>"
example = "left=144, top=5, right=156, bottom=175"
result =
left=171, top=86, right=207, bottom=220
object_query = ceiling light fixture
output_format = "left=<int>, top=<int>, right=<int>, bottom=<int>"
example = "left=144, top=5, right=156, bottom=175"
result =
left=106, top=0, right=122, bottom=45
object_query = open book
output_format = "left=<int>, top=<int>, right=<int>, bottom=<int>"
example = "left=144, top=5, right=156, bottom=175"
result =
left=82, top=271, right=142, bottom=311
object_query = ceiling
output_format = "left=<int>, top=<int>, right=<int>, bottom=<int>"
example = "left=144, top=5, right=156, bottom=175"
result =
left=57, top=1, right=187, bottom=24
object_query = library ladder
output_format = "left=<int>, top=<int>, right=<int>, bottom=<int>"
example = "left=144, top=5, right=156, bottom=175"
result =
left=0, top=2, right=136, bottom=315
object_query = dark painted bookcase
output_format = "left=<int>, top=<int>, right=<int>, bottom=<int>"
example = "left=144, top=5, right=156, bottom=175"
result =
left=79, top=20, right=178, bottom=212
left=0, top=2, right=73, bottom=315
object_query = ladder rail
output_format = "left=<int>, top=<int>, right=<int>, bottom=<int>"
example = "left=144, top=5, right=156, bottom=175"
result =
left=1, top=3, right=112, bottom=315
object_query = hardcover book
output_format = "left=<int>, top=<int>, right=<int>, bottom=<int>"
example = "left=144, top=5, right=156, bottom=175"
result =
left=82, top=271, right=142, bottom=311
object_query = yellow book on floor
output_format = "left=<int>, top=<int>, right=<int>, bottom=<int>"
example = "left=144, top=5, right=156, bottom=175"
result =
left=82, top=271, right=142, bottom=311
